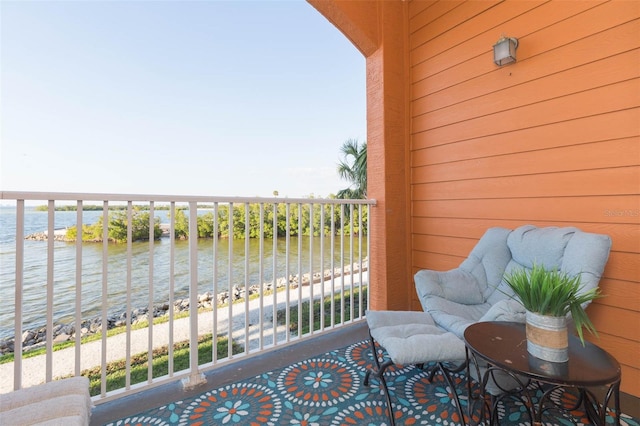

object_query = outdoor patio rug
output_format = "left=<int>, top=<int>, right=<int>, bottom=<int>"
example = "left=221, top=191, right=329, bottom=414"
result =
left=105, top=340, right=639, bottom=426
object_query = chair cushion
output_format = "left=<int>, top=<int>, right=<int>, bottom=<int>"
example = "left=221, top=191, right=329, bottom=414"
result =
left=0, top=376, right=91, bottom=412
left=0, top=377, right=92, bottom=426
left=561, top=230, right=612, bottom=303
left=365, top=309, right=436, bottom=329
left=414, top=269, right=485, bottom=305
left=460, top=227, right=513, bottom=300
left=1, top=394, right=91, bottom=426
left=507, top=225, right=576, bottom=270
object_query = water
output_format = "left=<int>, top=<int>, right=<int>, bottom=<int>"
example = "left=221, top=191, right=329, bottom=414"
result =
left=0, top=206, right=366, bottom=340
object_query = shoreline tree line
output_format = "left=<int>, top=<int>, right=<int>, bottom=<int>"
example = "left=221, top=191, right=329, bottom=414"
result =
left=64, top=203, right=368, bottom=243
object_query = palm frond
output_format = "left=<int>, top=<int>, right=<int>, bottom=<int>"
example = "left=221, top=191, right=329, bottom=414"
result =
left=336, top=139, right=367, bottom=199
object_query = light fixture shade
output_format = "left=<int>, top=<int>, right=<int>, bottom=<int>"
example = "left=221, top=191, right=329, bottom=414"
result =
left=493, top=36, right=518, bottom=66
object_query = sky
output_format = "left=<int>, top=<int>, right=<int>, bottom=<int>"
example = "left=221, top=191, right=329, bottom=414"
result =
left=0, top=0, right=366, bottom=200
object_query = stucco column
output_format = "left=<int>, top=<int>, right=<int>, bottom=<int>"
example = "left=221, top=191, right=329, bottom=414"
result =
left=308, top=0, right=411, bottom=311
left=366, top=1, right=411, bottom=311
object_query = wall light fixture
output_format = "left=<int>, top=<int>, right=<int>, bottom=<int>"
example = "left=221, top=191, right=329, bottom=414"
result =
left=493, top=36, right=518, bottom=66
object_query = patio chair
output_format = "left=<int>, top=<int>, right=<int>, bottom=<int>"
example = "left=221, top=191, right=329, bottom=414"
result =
left=414, top=224, right=612, bottom=341
left=364, top=225, right=611, bottom=423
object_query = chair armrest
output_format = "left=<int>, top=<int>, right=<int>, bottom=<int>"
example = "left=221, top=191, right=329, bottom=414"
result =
left=478, top=298, right=526, bottom=323
left=414, top=268, right=485, bottom=305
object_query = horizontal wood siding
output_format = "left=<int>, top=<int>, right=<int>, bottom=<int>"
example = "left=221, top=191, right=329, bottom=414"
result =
left=408, top=0, right=640, bottom=397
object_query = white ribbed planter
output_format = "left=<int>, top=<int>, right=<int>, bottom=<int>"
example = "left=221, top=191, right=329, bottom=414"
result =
left=525, top=311, right=569, bottom=363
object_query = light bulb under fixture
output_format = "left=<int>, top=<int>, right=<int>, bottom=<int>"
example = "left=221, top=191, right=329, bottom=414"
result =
left=493, top=36, right=518, bottom=66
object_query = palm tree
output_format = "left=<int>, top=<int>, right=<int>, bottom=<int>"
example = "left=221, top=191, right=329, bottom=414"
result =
left=336, top=139, right=367, bottom=199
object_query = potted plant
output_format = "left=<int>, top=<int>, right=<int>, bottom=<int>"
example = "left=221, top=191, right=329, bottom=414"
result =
left=503, top=263, right=602, bottom=362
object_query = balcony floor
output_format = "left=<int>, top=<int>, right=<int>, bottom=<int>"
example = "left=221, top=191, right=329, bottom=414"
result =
left=90, top=321, right=370, bottom=425
left=90, top=319, right=640, bottom=424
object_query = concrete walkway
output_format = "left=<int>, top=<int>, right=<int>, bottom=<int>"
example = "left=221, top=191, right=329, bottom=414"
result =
left=0, top=272, right=368, bottom=394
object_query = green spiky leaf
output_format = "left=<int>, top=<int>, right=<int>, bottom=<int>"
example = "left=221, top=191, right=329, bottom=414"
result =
left=502, top=263, right=602, bottom=345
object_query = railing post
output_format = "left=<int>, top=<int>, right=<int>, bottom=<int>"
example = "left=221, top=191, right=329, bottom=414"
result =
left=100, top=200, right=109, bottom=397
left=45, top=200, right=54, bottom=381
left=13, top=200, right=24, bottom=391
left=227, top=203, right=234, bottom=358
left=74, top=200, right=83, bottom=375
left=125, top=202, right=133, bottom=388
left=274, top=202, right=281, bottom=344
left=147, top=201, right=155, bottom=383
left=168, top=202, right=176, bottom=375
left=183, top=201, right=205, bottom=389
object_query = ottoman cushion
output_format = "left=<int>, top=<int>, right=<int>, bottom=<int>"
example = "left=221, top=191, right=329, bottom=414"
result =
left=366, top=310, right=466, bottom=365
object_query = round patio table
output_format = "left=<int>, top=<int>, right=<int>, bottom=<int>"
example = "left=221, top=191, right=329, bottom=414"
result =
left=463, top=321, right=621, bottom=426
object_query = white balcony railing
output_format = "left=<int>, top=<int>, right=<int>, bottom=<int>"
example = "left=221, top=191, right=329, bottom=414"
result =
left=0, top=191, right=374, bottom=403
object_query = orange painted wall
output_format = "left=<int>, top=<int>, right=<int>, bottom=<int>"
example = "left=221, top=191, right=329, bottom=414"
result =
left=408, top=0, right=640, bottom=397
left=310, top=0, right=640, bottom=397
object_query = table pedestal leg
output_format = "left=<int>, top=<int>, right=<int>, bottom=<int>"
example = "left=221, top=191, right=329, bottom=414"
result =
left=582, top=381, right=621, bottom=426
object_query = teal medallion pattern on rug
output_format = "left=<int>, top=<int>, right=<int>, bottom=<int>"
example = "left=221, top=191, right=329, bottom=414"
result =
left=105, top=340, right=640, bottom=426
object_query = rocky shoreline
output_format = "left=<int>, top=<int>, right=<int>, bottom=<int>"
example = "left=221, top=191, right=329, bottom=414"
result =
left=0, top=262, right=367, bottom=356
left=24, top=224, right=172, bottom=242
left=25, top=230, right=71, bottom=242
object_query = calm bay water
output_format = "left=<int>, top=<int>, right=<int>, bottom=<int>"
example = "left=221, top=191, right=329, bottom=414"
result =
left=0, top=206, right=366, bottom=340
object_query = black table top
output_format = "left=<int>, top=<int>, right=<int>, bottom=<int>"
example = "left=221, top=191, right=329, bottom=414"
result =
left=464, top=321, right=621, bottom=387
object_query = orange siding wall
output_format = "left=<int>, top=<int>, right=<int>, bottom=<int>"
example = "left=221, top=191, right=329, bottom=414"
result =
left=408, top=0, right=639, bottom=397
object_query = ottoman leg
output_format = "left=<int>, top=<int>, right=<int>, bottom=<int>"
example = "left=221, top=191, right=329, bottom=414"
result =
left=427, top=361, right=467, bottom=424
left=364, top=332, right=398, bottom=426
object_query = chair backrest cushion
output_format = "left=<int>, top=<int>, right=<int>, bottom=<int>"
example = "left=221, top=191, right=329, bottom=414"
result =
left=486, top=225, right=612, bottom=306
left=508, top=225, right=575, bottom=269
left=561, top=230, right=612, bottom=298
left=457, top=227, right=512, bottom=301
